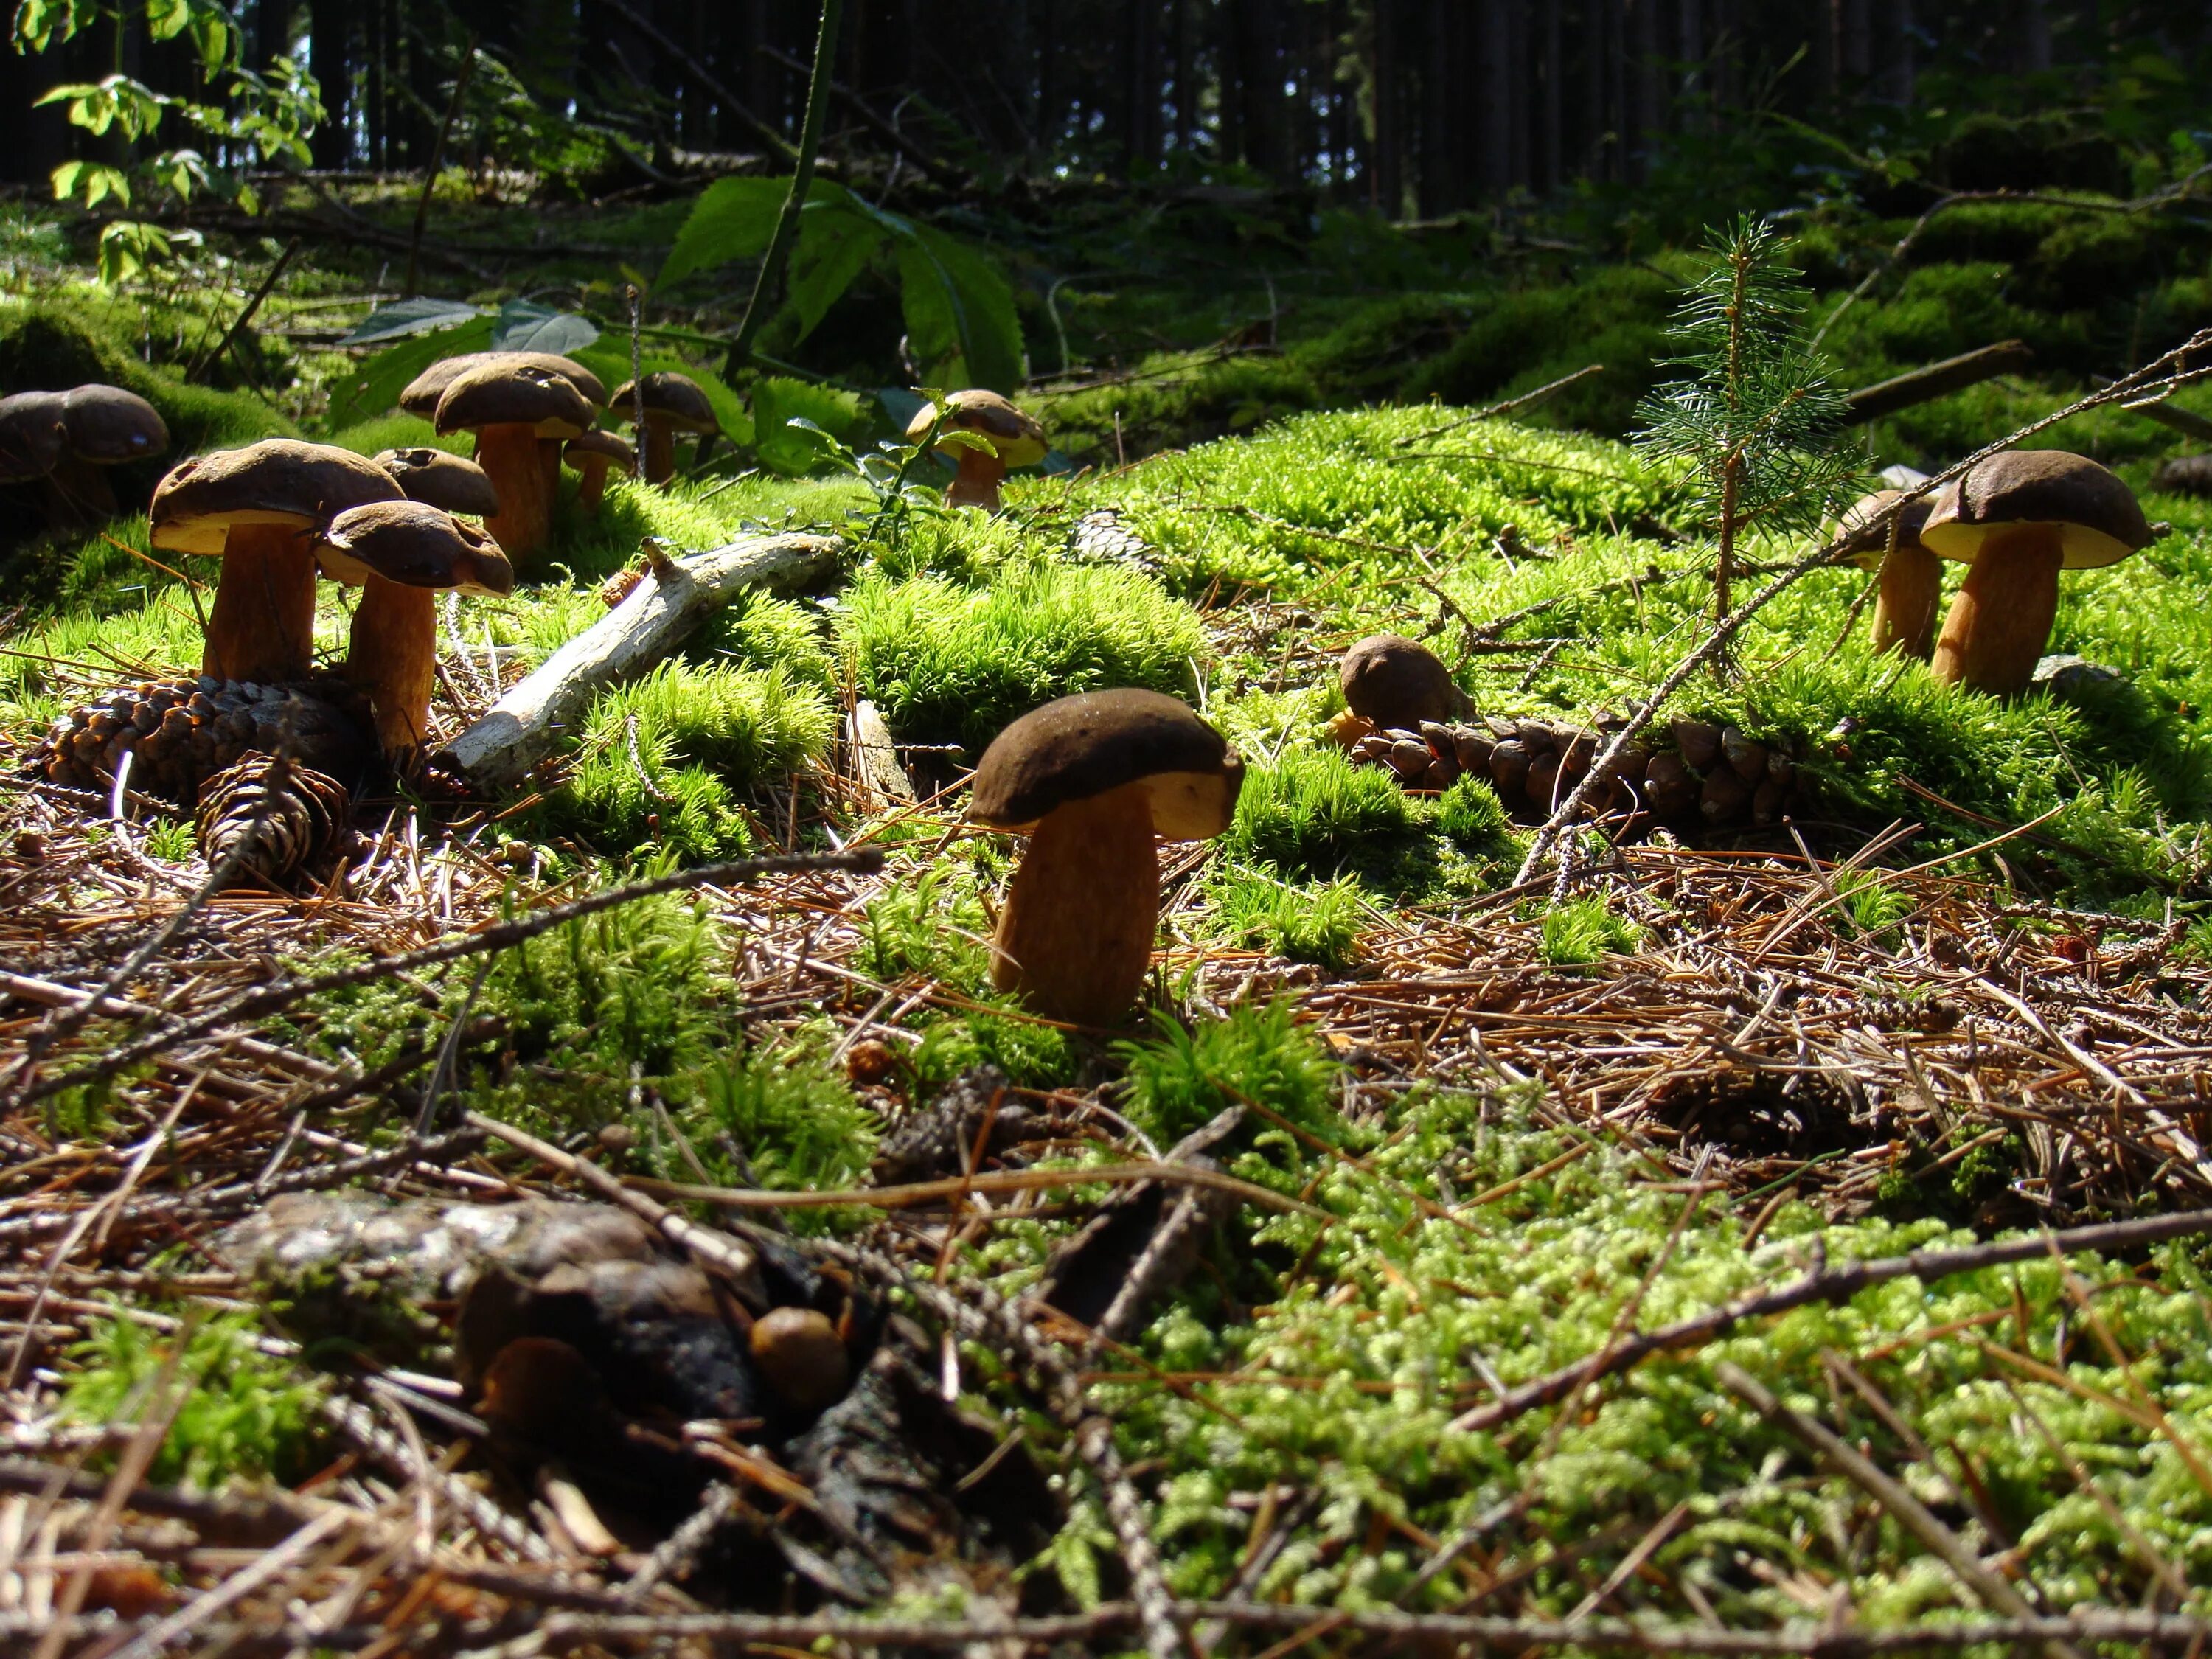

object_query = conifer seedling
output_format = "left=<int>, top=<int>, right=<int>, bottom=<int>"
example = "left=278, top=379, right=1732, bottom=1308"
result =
left=1633, top=216, right=1860, bottom=672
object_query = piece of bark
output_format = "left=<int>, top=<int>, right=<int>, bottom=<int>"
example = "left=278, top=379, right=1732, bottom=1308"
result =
left=849, top=699, right=914, bottom=807
left=436, top=532, right=840, bottom=793
left=1843, top=340, right=2033, bottom=425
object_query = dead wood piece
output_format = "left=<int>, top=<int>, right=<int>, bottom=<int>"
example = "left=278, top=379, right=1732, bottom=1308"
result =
left=436, top=532, right=840, bottom=793
left=848, top=700, right=914, bottom=807
left=1844, top=341, right=2034, bottom=425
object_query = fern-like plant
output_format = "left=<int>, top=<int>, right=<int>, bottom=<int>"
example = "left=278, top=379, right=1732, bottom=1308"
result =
left=1633, top=216, right=1860, bottom=663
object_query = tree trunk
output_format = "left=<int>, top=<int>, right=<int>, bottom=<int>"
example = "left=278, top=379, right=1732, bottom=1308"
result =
left=1171, top=0, right=1194, bottom=153
left=1480, top=1, right=1513, bottom=193
left=1371, top=0, right=1402, bottom=213
left=309, top=0, right=352, bottom=168
left=1539, top=0, right=1562, bottom=190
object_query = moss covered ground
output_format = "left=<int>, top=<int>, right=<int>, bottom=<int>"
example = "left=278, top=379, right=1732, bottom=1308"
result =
left=10, top=173, right=2212, bottom=1644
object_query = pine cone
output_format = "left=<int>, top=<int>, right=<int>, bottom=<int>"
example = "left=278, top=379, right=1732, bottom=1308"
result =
left=194, top=755, right=355, bottom=890
left=38, top=677, right=372, bottom=806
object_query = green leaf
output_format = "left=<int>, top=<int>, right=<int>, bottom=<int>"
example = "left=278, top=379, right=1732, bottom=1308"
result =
left=490, top=299, right=599, bottom=355
left=658, top=176, right=797, bottom=290
left=894, top=224, right=1023, bottom=391
left=785, top=209, right=886, bottom=344
left=753, top=378, right=866, bottom=476
left=325, top=317, right=495, bottom=428
left=338, top=298, right=482, bottom=347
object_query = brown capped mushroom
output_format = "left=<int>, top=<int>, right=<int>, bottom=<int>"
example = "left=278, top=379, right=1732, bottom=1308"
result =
left=434, top=361, right=594, bottom=565
left=1338, top=633, right=1470, bottom=733
left=152, top=439, right=404, bottom=684
left=316, top=500, right=514, bottom=757
left=373, top=448, right=501, bottom=518
left=612, top=372, right=717, bottom=487
left=0, top=392, right=67, bottom=490
left=970, top=690, right=1243, bottom=1027
left=3, top=386, right=168, bottom=532
left=1922, top=450, right=2152, bottom=696
left=748, top=1307, right=849, bottom=1413
left=1834, top=487, right=1941, bottom=659
left=564, top=429, right=636, bottom=515
left=905, top=390, right=1047, bottom=512
left=399, top=351, right=608, bottom=418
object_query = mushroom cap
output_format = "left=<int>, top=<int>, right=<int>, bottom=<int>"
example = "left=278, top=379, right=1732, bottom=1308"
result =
left=564, top=429, right=636, bottom=475
left=373, top=448, right=502, bottom=518
left=435, top=360, right=594, bottom=440
left=906, top=389, right=1047, bottom=468
left=0, top=391, right=67, bottom=482
left=969, top=689, right=1244, bottom=841
left=400, top=351, right=608, bottom=418
left=316, top=500, right=515, bottom=596
left=1340, top=634, right=1462, bottom=729
left=1921, top=449, right=2152, bottom=571
left=611, top=372, right=718, bottom=434
left=61, top=384, right=167, bottom=464
left=1834, top=488, right=1935, bottom=569
left=150, top=439, right=406, bottom=556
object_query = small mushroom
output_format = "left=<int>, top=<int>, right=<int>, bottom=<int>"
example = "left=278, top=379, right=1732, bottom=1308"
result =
left=1923, top=450, right=2152, bottom=696
left=611, top=372, right=717, bottom=487
left=399, top=351, right=608, bottom=418
left=151, top=439, right=404, bottom=684
left=748, top=1307, right=849, bottom=1413
left=316, top=500, right=514, bottom=757
left=1338, top=633, right=1470, bottom=731
left=1, top=386, right=167, bottom=532
left=1834, top=487, right=1940, bottom=659
left=970, top=689, right=1244, bottom=1027
left=0, top=391, right=67, bottom=488
left=434, top=361, right=594, bottom=565
left=905, top=390, right=1047, bottom=512
left=563, top=430, right=636, bottom=514
left=373, top=448, right=501, bottom=518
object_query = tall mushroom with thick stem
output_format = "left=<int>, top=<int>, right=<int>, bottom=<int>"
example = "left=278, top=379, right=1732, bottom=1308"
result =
left=970, top=690, right=1243, bottom=1028
left=316, top=501, right=514, bottom=759
left=1922, top=450, right=2152, bottom=697
left=1834, top=487, right=1940, bottom=659
left=401, top=352, right=606, bottom=508
left=151, top=440, right=404, bottom=684
left=611, top=373, right=717, bottom=487
left=905, top=390, right=1047, bottom=512
left=434, top=361, right=593, bottom=568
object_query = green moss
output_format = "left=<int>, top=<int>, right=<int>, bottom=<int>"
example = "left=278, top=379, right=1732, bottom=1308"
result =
left=1221, top=747, right=1414, bottom=877
left=1209, top=866, right=1368, bottom=970
left=839, top=562, right=1205, bottom=751
left=1117, top=1001, right=1339, bottom=1144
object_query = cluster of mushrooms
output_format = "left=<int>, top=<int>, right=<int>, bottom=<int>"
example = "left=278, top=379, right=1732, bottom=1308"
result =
left=1843, top=448, right=2152, bottom=696
left=394, top=350, right=719, bottom=566
left=0, top=383, right=168, bottom=532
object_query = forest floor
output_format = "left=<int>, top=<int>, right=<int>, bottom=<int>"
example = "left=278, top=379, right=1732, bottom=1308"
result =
left=6, top=177, right=2212, bottom=1653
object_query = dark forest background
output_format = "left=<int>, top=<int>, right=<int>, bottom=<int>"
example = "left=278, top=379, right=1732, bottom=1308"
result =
left=3, top=1, right=2208, bottom=218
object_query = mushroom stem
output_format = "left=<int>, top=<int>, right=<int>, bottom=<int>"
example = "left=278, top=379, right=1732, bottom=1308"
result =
left=1930, top=523, right=2065, bottom=696
left=640, top=421, right=677, bottom=487
left=946, top=450, right=1009, bottom=512
left=201, top=523, right=318, bottom=684
left=575, top=456, right=610, bottom=514
left=473, top=424, right=551, bottom=565
left=538, top=438, right=563, bottom=505
left=42, top=456, right=119, bottom=532
left=1868, top=540, right=1944, bottom=659
left=991, top=779, right=1158, bottom=1027
left=344, top=577, right=439, bottom=757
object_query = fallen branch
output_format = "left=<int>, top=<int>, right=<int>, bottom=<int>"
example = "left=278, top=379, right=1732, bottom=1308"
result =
left=1842, top=340, right=2033, bottom=425
left=1451, top=1202, right=2212, bottom=1433
left=436, top=532, right=841, bottom=793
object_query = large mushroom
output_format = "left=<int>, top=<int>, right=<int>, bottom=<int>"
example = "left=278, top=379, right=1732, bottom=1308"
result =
left=970, top=689, right=1243, bottom=1028
left=611, top=372, right=717, bottom=487
left=563, top=430, right=636, bottom=515
left=374, top=448, right=501, bottom=519
left=0, top=392, right=67, bottom=491
left=1921, top=450, right=2152, bottom=696
left=316, top=501, right=514, bottom=757
left=0, top=385, right=167, bottom=532
left=1834, top=487, right=1940, bottom=659
left=434, top=361, right=594, bottom=566
left=399, top=352, right=608, bottom=419
left=151, top=439, right=404, bottom=684
left=905, top=390, right=1047, bottom=512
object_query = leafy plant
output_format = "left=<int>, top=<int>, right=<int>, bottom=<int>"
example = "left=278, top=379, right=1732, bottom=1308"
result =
left=1632, top=216, right=1860, bottom=641
left=20, top=0, right=323, bottom=282
left=659, top=177, right=1023, bottom=389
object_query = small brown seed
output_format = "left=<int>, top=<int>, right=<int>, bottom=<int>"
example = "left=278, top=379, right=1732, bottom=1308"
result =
left=750, top=1307, right=850, bottom=1412
left=844, top=1037, right=900, bottom=1087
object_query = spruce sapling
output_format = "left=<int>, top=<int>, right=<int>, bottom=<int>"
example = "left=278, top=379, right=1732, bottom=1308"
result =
left=1633, top=216, right=1860, bottom=670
